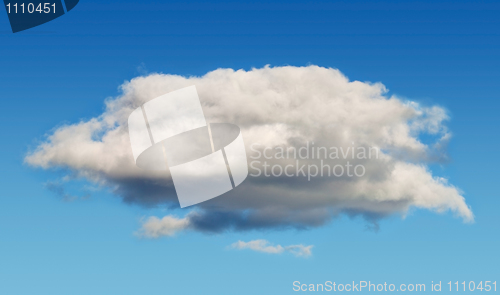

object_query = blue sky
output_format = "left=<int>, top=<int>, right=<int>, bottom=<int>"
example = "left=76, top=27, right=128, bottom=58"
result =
left=1, top=0, right=499, bottom=294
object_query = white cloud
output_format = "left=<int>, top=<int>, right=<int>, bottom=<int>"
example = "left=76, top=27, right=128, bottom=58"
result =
left=230, top=239, right=313, bottom=257
left=136, top=215, right=190, bottom=238
left=25, top=65, right=473, bottom=233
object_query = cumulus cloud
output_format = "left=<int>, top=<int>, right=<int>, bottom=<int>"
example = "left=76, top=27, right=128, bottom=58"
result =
left=25, top=65, right=473, bottom=233
left=230, top=239, right=313, bottom=257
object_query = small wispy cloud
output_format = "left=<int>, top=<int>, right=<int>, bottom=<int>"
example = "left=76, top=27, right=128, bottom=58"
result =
left=230, top=239, right=313, bottom=257
left=136, top=215, right=190, bottom=238
left=136, top=62, right=149, bottom=76
left=44, top=180, right=90, bottom=202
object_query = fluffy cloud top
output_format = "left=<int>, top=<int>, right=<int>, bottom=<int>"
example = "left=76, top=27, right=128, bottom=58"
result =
left=25, top=65, right=473, bottom=234
left=230, top=240, right=313, bottom=257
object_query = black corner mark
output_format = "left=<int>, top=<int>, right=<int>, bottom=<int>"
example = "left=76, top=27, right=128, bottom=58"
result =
left=3, top=0, right=79, bottom=33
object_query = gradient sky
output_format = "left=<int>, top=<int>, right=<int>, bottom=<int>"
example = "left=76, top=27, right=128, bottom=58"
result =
left=1, top=0, right=499, bottom=294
